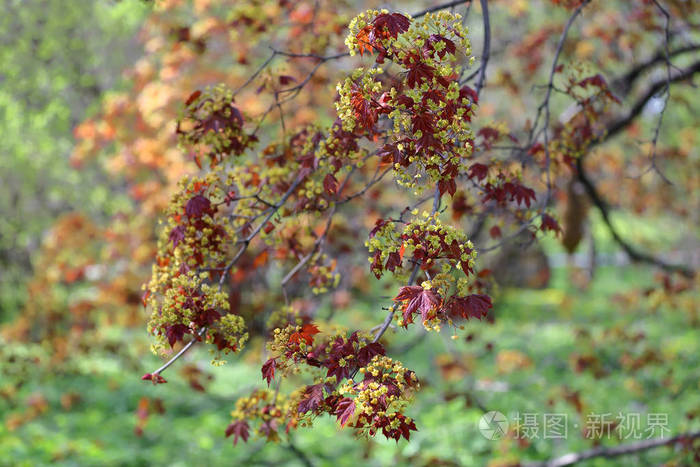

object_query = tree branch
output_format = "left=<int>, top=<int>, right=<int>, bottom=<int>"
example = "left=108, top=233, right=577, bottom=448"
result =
left=412, top=0, right=472, bottom=18
left=525, top=430, right=700, bottom=467
left=474, top=0, right=491, bottom=97
left=602, top=60, right=700, bottom=143
left=576, top=156, right=694, bottom=277
left=612, top=43, right=700, bottom=95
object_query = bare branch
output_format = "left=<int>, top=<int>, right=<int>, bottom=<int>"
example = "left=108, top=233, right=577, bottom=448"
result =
left=536, top=0, right=591, bottom=206
left=612, top=43, right=700, bottom=95
left=602, top=60, right=700, bottom=143
left=412, top=0, right=472, bottom=18
left=525, top=430, right=700, bottom=467
left=474, top=0, right=491, bottom=98
left=576, top=157, right=694, bottom=277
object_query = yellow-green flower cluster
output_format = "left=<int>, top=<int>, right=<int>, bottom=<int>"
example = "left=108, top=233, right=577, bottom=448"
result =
left=177, top=84, right=255, bottom=164
left=335, top=67, right=384, bottom=132
left=345, top=355, right=418, bottom=419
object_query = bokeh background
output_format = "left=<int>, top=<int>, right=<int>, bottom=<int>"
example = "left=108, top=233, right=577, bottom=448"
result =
left=1, top=1, right=698, bottom=466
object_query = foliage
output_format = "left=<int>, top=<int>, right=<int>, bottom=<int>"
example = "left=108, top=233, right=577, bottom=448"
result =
left=2, top=0, right=700, bottom=465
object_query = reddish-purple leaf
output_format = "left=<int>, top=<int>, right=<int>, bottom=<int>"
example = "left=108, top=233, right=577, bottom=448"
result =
left=185, top=194, right=211, bottom=218
left=185, top=90, right=202, bottom=106
left=323, top=173, right=339, bottom=195
left=298, top=384, right=324, bottom=414
left=261, top=357, right=277, bottom=386
left=169, top=225, right=186, bottom=248
left=335, top=397, right=356, bottom=427
left=406, top=59, right=435, bottom=88
left=357, top=342, right=385, bottom=366
left=505, top=182, right=536, bottom=208
left=279, top=75, right=296, bottom=86
left=448, top=294, right=493, bottom=320
left=165, top=324, right=190, bottom=347
left=541, top=214, right=562, bottom=236
left=385, top=251, right=402, bottom=272
left=394, top=286, right=441, bottom=323
left=372, top=13, right=410, bottom=39
left=225, top=420, right=250, bottom=445
left=468, top=163, right=489, bottom=181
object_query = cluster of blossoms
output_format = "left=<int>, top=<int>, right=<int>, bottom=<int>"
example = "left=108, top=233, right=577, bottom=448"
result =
left=145, top=171, right=247, bottom=357
left=226, top=389, right=289, bottom=445
left=338, top=355, right=419, bottom=441
left=176, top=84, right=258, bottom=167
left=367, top=210, right=477, bottom=279
left=340, top=10, right=477, bottom=194
left=550, top=71, right=622, bottom=162
left=366, top=210, right=491, bottom=331
left=246, top=326, right=420, bottom=443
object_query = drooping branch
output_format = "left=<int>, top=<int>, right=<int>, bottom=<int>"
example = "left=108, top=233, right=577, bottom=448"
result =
left=525, top=430, right=700, bottom=467
left=575, top=156, right=694, bottom=278
left=612, top=43, right=700, bottom=95
left=602, top=60, right=700, bottom=143
left=146, top=175, right=306, bottom=378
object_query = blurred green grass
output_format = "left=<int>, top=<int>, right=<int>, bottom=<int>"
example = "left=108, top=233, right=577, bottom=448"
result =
left=2, top=259, right=698, bottom=466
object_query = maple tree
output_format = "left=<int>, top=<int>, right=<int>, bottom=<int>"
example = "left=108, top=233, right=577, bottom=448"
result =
left=4, top=0, right=700, bottom=464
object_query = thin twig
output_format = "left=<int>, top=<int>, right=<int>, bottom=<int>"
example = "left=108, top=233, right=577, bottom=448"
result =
left=412, top=0, right=472, bottom=18
left=646, top=0, right=674, bottom=184
left=537, top=0, right=590, bottom=207
left=474, top=0, right=491, bottom=98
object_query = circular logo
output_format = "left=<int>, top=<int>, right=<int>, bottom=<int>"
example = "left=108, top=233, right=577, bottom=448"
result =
left=478, top=411, right=508, bottom=440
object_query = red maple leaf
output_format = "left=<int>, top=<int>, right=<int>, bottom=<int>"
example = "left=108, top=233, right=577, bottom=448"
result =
left=393, top=285, right=441, bottom=323
left=372, top=13, right=410, bottom=39
left=504, top=182, right=537, bottom=208
left=165, top=323, right=190, bottom=347
left=225, top=420, right=250, bottom=445
left=261, top=357, right=277, bottom=386
left=289, top=323, right=320, bottom=346
left=357, top=342, right=385, bottom=366
left=323, top=173, right=339, bottom=195
left=448, top=294, right=493, bottom=320
left=385, top=251, right=402, bottom=272
left=185, top=194, right=211, bottom=218
left=185, top=90, right=202, bottom=106
left=350, top=88, right=377, bottom=130
left=541, top=214, right=562, bottom=236
left=468, top=163, right=489, bottom=181
left=298, top=384, right=324, bottom=414
left=406, top=59, right=435, bottom=88
left=169, top=225, right=186, bottom=248
left=460, top=85, right=479, bottom=104
left=378, top=143, right=405, bottom=165
left=278, top=75, right=296, bottom=86
left=426, top=34, right=456, bottom=58
left=335, top=397, right=356, bottom=427
left=355, top=25, right=375, bottom=56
